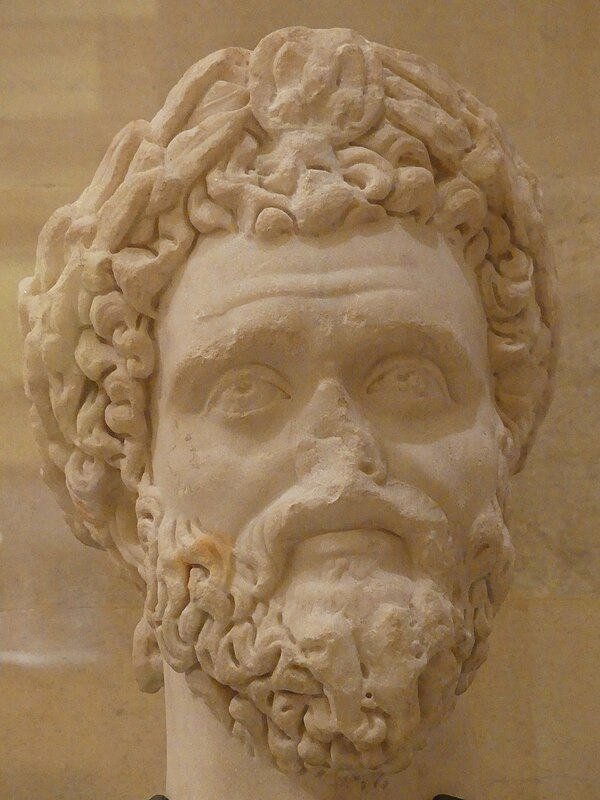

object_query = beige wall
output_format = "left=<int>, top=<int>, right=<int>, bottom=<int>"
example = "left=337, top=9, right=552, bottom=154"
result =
left=1, top=2, right=599, bottom=799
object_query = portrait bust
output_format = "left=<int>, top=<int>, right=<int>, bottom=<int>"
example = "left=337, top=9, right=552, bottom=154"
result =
left=19, top=25, right=558, bottom=795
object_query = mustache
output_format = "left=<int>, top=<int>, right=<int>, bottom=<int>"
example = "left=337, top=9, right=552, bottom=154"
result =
left=232, top=475, right=451, bottom=600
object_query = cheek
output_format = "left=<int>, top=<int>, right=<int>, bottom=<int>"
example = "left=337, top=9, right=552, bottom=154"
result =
left=152, top=412, right=296, bottom=534
left=386, top=407, right=503, bottom=529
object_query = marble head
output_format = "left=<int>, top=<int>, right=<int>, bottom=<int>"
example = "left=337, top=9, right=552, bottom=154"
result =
left=20, top=27, right=558, bottom=775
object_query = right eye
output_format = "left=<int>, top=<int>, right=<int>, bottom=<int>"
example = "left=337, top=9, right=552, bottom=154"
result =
left=205, top=366, right=291, bottom=420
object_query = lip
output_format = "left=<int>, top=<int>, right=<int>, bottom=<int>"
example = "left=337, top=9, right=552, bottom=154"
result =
left=290, top=528, right=412, bottom=574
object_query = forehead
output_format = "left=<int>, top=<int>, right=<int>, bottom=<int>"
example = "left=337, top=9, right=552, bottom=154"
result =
left=156, top=219, right=488, bottom=371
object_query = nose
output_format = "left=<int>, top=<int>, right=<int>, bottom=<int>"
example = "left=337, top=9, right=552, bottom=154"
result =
left=293, top=379, right=387, bottom=484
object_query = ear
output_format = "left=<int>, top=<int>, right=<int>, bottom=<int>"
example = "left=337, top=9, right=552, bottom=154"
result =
left=133, top=614, right=164, bottom=693
left=131, top=478, right=165, bottom=693
left=495, top=419, right=513, bottom=515
left=107, top=483, right=147, bottom=588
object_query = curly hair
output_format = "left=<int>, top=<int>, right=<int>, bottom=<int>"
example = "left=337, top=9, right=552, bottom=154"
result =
left=19, top=27, right=559, bottom=587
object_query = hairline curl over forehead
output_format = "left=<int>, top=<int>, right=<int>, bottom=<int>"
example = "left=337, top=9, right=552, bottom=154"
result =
left=19, top=26, right=559, bottom=581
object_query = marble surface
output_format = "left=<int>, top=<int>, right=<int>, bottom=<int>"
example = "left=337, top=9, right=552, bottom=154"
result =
left=1, top=2, right=599, bottom=799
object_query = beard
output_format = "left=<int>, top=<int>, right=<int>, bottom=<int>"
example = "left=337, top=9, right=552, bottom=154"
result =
left=134, top=474, right=514, bottom=776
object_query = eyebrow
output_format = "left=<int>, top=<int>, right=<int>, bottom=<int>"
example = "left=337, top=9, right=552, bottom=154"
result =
left=170, top=316, right=302, bottom=390
left=169, top=310, right=478, bottom=399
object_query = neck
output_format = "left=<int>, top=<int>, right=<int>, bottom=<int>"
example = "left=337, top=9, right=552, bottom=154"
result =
left=164, top=666, right=483, bottom=800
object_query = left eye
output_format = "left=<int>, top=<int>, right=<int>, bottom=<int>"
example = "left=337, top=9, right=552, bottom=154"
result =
left=205, top=367, right=291, bottom=419
left=364, top=356, right=451, bottom=415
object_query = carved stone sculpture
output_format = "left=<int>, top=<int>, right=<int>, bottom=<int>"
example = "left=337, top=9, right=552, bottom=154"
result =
left=19, top=25, right=559, bottom=798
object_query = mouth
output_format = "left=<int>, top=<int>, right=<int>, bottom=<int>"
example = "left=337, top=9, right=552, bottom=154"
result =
left=234, top=480, right=448, bottom=596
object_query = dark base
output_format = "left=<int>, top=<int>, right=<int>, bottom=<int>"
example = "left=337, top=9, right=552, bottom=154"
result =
left=433, top=795, right=465, bottom=799
left=150, top=795, right=464, bottom=799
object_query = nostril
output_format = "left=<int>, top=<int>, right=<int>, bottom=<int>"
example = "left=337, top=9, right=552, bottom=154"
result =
left=358, top=450, right=387, bottom=483
left=359, top=460, right=378, bottom=477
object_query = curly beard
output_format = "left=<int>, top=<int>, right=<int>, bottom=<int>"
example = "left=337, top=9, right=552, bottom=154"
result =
left=134, top=476, right=513, bottom=776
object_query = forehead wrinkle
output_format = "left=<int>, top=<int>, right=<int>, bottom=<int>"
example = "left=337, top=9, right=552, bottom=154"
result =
left=190, top=284, right=418, bottom=323
left=179, top=267, right=417, bottom=322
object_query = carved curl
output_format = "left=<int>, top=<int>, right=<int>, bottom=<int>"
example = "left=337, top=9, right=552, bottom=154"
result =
left=20, top=28, right=558, bottom=595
